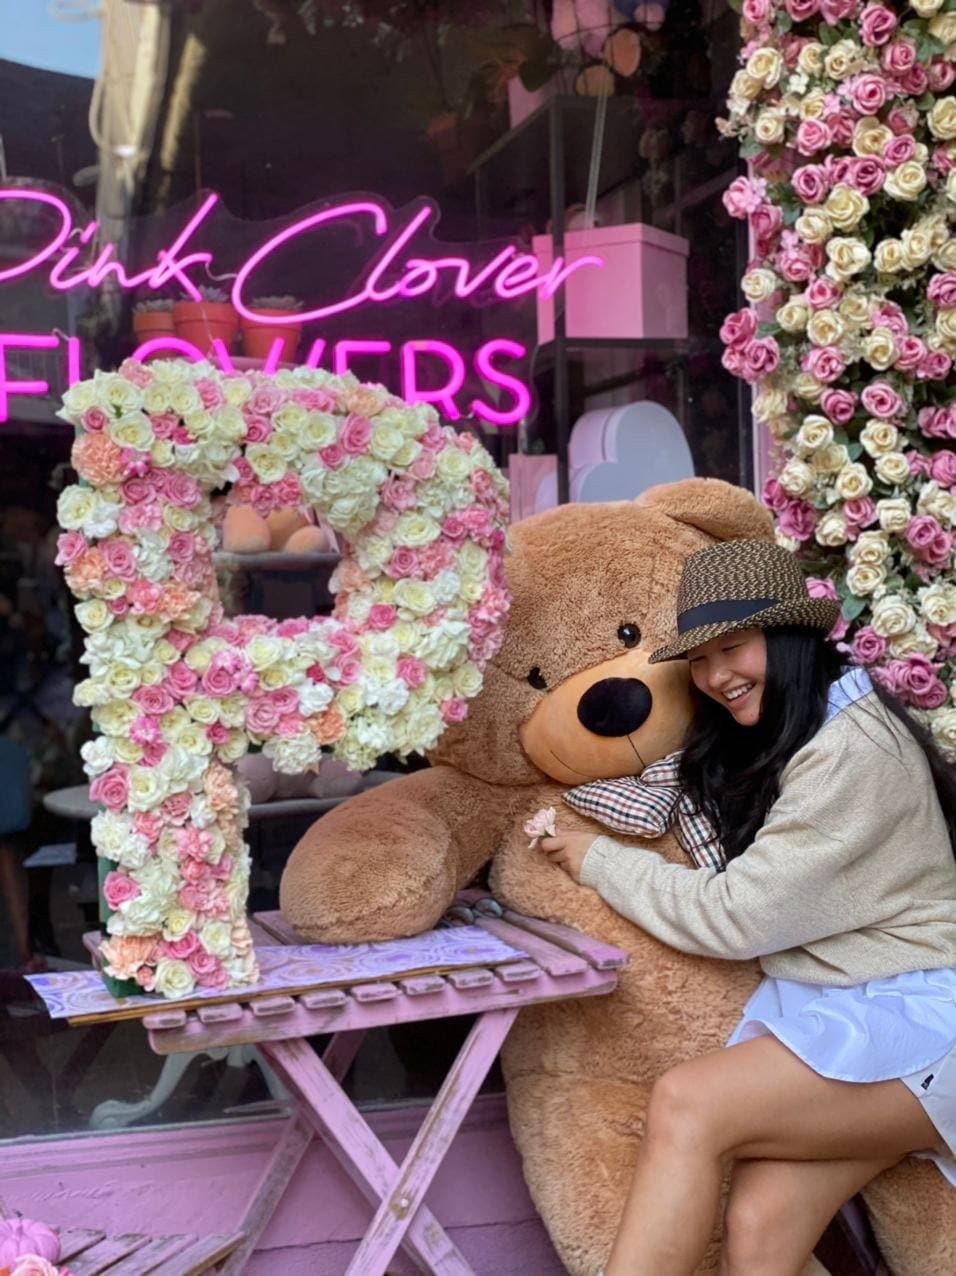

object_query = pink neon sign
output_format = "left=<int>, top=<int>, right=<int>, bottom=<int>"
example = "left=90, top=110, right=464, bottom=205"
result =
left=0, top=188, right=603, bottom=425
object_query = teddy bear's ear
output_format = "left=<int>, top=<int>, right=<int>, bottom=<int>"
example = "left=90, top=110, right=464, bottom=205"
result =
left=636, top=478, right=774, bottom=542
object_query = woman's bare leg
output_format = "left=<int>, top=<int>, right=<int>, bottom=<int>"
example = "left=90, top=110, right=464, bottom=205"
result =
left=719, top=1155, right=898, bottom=1276
left=605, top=1036, right=940, bottom=1276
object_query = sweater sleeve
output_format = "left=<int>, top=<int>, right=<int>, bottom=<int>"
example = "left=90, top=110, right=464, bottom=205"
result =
left=579, top=725, right=882, bottom=961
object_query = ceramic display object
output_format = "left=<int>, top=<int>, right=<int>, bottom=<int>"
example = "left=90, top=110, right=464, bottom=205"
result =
left=131, top=300, right=175, bottom=345
left=172, top=288, right=239, bottom=354
left=240, top=295, right=304, bottom=362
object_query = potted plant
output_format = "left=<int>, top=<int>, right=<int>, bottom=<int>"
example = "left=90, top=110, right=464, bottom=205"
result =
left=241, top=295, right=304, bottom=362
left=132, top=297, right=175, bottom=343
left=172, top=285, right=239, bottom=354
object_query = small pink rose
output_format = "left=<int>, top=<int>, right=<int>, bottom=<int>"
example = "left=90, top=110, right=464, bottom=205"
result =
left=524, top=807, right=558, bottom=848
left=90, top=766, right=130, bottom=812
left=103, top=870, right=141, bottom=909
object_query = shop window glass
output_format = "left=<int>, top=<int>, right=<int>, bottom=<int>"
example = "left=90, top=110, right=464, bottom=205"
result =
left=0, top=0, right=744, bottom=1140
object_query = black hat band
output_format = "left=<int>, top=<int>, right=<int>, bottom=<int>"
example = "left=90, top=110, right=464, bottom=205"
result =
left=676, top=597, right=778, bottom=634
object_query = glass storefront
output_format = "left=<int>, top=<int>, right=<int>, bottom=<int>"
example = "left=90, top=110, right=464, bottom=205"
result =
left=0, top=0, right=746, bottom=1140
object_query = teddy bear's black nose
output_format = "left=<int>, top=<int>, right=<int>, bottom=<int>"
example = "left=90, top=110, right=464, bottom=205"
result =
left=576, top=678, right=652, bottom=737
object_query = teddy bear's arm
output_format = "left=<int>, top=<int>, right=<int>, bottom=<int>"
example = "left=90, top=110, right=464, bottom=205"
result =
left=279, top=766, right=526, bottom=942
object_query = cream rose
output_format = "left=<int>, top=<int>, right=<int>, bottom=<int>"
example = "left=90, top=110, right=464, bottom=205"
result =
left=900, top=226, right=935, bottom=271
left=153, top=957, right=196, bottom=999
left=812, top=443, right=850, bottom=475
left=778, top=459, right=816, bottom=498
left=875, top=452, right=911, bottom=486
left=824, top=39, right=861, bottom=81
left=729, top=70, right=763, bottom=102
left=846, top=562, right=886, bottom=596
left=874, top=239, right=905, bottom=274
left=862, top=328, right=898, bottom=371
left=928, top=98, right=956, bottom=142
left=876, top=497, right=912, bottom=534
left=793, top=373, right=825, bottom=403
left=777, top=300, right=810, bottom=333
left=807, top=310, right=844, bottom=347
left=796, top=42, right=824, bottom=75
left=852, top=119, right=892, bottom=157
left=919, top=583, right=956, bottom=628
left=825, top=185, right=868, bottom=232
left=930, top=707, right=956, bottom=758
left=860, top=420, right=900, bottom=457
left=746, top=47, right=784, bottom=87
left=838, top=293, right=871, bottom=329
left=795, top=209, right=833, bottom=247
left=826, top=237, right=872, bottom=281
left=795, top=415, right=834, bottom=453
left=755, top=109, right=786, bottom=145
left=753, top=386, right=788, bottom=419
left=871, top=595, right=917, bottom=637
left=884, top=162, right=928, bottom=202
left=741, top=268, right=779, bottom=303
left=816, top=510, right=849, bottom=546
left=834, top=462, right=873, bottom=501
left=850, top=530, right=891, bottom=566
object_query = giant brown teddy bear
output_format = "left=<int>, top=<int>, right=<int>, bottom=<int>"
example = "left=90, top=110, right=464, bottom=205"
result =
left=280, top=478, right=954, bottom=1275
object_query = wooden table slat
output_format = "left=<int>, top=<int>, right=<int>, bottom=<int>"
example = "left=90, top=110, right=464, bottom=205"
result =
left=67, top=1233, right=151, bottom=1275
left=197, top=1001, right=244, bottom=1025
left=446, top=967, right=495, bottom=990
left=351, top=981, right=399, bottom=1003
left=168, top=1231, right=246, bottom=1275
left=298, top=987, right=348, bottom=1010
left=103, top=1232, right=194, bottom=1274
left=498, top=960, right=542, bottom=984
left=57, top=1228, right=107, bottom=1262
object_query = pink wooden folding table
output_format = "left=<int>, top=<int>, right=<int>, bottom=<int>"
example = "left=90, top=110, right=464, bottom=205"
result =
left=130, top=895, right=627, bottom=1276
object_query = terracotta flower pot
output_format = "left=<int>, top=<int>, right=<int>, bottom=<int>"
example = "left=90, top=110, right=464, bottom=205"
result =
left=241, top=309, right=303, bottom=362
left=172, top=300, right=239, bottom=354
left=132, top=309, right=176, bottom=345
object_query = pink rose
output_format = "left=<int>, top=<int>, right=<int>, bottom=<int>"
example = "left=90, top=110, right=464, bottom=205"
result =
left=165, top=471, right=201, bottom=508
left=409, top=451, right=437, bottom=481
left=103, top=870, right=140, bottom=909
left=723, top=178, right=769, bottom=222
left=207, top=722, right=230, bottom=745
left=246, top=697, right=281, bottom=735
left=385, top=547, right=422, bottom=579
left=776, top=500, right=817, bottom=542
left=190, top=949, right=226, bottom=985
left=127, top=579, right=163, bottom=615
left=441, top=697, right=470, bottom=724
left=792, top=165, right=829, bottom=205
left=741, top=337, right=780, bottom=383
left=319, top=443, right=345, bottom=469
left=11, top=1256, right=62, bottom=1276
left=820, top=389, right=857, bottom=424
left=762, top=477, right=789, bottom=513
left=851, top=626, right=887, bottom=665
left=849, top=73, right=887, bottom=116
left=802, top=346, right=845, bottom=384
left=895, top=336, right=927, bottom=373
left=201, top=662, right=240, bottom=698
left=397, top=655, right=428, bottom=688
left=134, top=810, right=163, bottom=843
left=196, top=377, right=225, bottom=410
left=796, top=119, right=832, bottom=156
left=806, top=277, right=842, bottom=311
left=918, top=352, right=953, bottom=383
left=524, top=806, right=558, bottom=848
left=167, top=531, right=197, bottom=563
left=162, top=790, right=194, bottom=825
left=929, top=451, right=956, bottom=488
left=367, top=603, right=397, bottom=631
left=928, top=274, right=956, bottom=310
left=785, top=0, right=820, bottom=18
left=55, top=531, right=88, bottom=566
left=859, top=3, right=897, bottom=45
left=861, top=382, right=904, bottom=419
left=249, top=383, right=284, bottom=415
left=133, top=692, right=174, bottom=729
left=333, top=654, right=363, bottom=687
left=843, top=498, right=876, bottom=530
left=164, top=931, right=200, bottom=960
left=928, top=58, right=955, bottom=94
left=243, top=415, right=273, bottom=444
left=381, top=475, right=418, bottom=512
left=899, top=63, right=929, bottom=96
left=742, top=0, right=772, bottom=20
left=820, top=0, right=858, bottom=19
left=906, top=516, right=952, bottom=567
left=90, top=766, right=130, bottom=812
left=751, top=204, right=783, bottom=256
left=882, top=133, right=916, bottom=168
left=165, top=662, right=199, bottom=698
left=777, top=237, right=822, bottom=284
left=719, top=308, right=758, bottom=348
left=340, top=413, right=373, bottom=456
left=827, top=111, right=856, bottom=149
left=101, top=538, right=138, bottom=581
left=847, top=156, right=885, bottom=196
left=887, top=103, right=919, bottom=135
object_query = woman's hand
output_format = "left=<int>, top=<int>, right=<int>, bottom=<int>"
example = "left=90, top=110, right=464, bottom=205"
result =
left=538, top=832, right=598, bottom=883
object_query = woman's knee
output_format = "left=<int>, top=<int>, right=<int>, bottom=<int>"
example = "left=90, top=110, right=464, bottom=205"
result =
left=645, top=1062, right=722, bottom=1150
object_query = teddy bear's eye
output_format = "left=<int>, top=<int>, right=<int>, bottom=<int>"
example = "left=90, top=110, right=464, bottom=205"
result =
left=617, top=623, right=641, bottom=648
left=527, top=666, right=548, bottom=690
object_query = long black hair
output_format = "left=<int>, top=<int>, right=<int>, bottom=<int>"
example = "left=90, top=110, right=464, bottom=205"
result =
left=677, top=626, right=956, bottom=863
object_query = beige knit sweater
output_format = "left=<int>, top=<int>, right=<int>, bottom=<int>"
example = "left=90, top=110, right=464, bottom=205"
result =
left=580, top=692, right=956, bottom=986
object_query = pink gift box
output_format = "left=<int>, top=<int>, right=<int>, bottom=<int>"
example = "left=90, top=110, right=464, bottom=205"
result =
left=533, top=223, right=690, bottom=343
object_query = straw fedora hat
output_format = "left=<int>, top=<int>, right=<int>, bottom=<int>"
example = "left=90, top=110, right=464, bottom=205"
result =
left=650, top=539, right=841, bottom=663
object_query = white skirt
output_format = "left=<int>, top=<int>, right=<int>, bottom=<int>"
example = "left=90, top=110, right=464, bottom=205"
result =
left=726, top=968, right=956, bottom=1185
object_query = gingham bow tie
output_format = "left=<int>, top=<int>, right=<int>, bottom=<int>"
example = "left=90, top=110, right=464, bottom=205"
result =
left=563, top=750, right=725, bottom=871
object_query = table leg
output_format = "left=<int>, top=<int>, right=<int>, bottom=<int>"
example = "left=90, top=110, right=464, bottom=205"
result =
left=261, top=1036, right=475, bottom=1275
left=344, top=1007, right=519, bottom=1276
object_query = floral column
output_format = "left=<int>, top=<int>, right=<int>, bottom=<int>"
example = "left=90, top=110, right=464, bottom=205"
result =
left=720, top=0, right=955, bottom=755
